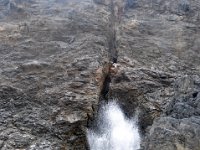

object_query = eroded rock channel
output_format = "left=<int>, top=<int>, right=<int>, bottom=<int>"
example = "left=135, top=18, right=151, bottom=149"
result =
left=0, top=0, right=200, bottom=150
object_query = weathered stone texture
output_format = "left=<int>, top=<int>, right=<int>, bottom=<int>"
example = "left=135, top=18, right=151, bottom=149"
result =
left=0, top=0, right=200, bottom=149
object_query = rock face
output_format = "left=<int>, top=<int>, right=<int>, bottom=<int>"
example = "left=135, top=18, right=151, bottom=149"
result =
left=0, top=0, right=200, bottom=150
left=108, top=0, right=200, bottom=149
left=0, top=0, right=108, bottom=149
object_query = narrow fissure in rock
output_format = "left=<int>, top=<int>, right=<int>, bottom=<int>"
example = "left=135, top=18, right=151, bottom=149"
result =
left=86, top=0, right=125, bottom=142
left=87, top=0, right=120, bottom=119
left=98, top=0, right=122, bottom=100
left=108, top=0, right=119, bottom=64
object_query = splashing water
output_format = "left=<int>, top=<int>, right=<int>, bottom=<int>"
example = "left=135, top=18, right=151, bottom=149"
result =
left=87, top=101, right=140, bottom=150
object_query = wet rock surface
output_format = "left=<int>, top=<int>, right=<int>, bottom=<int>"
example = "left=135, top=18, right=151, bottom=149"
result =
left=0, top=0, right=200, bottom=150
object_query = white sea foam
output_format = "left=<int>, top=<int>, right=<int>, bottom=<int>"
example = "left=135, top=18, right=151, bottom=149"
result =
left=87, top=101, right=140, bottom=150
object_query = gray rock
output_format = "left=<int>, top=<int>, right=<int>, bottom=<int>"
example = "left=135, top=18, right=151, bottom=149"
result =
left=0, top=0, right=200, bottom=149
left=0, top=0, right=105, bottom=149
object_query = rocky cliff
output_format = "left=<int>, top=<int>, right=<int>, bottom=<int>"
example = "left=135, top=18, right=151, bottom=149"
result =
left=0, top=0, right=200, bottom=150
